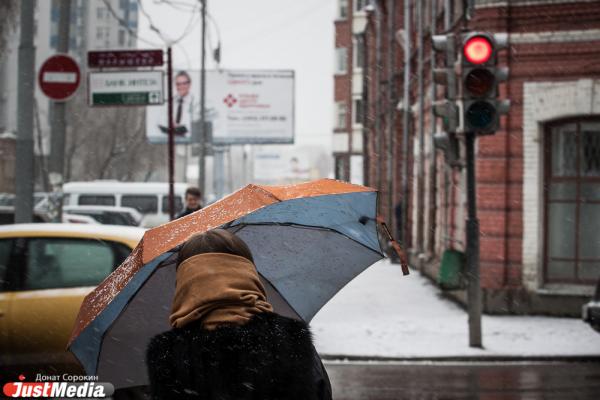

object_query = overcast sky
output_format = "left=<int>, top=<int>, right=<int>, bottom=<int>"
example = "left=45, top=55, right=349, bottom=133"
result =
left=137, top=0, right=336, bottom=147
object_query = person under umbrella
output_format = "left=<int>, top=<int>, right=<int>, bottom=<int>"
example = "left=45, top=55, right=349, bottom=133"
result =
left=146, top=228, right=332, bottom=400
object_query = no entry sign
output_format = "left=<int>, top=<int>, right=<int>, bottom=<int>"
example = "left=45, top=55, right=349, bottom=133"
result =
left=38, top=54, right=81, bottom=101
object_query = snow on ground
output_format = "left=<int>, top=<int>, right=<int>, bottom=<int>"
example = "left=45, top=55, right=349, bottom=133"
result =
left=311, top=259, right=600, bottom=358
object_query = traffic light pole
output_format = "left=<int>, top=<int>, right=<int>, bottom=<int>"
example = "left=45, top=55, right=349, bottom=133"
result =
left=465, top=131, right=482, bottom=348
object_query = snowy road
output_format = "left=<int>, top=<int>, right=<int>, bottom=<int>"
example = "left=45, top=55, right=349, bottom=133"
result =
left=323, top=360, right=600, bottom=399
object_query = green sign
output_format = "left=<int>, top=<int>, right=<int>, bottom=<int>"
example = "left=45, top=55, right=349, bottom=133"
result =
left=89, top=71, right=163, bottom=107
left=92, top=91, right=162, bottom=106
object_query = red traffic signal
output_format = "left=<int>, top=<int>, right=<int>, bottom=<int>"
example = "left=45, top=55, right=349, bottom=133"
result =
left=463, top=36, right=493, bottom=65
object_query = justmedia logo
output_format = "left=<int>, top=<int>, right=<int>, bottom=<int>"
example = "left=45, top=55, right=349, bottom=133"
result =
left=2, top=375, right=115, bottom=398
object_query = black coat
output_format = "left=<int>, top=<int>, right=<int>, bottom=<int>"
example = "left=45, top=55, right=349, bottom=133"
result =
left=146, top=312, right=332, bottom=400
left=175, top=206, right=202, bottom=219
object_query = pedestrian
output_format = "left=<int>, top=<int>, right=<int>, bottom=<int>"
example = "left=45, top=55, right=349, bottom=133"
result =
left=146, top=229, right=332, bottom=400
left=175, top=187, right=202, bottom=219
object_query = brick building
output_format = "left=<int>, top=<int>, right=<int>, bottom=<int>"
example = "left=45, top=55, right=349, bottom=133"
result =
left=333, top=0, right=600, bottom=316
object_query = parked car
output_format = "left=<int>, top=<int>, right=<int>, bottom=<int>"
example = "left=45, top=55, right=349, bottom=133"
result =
left=0, top=193, right=15, bottom=206
left=0, top=223, right=144, bottom=374
left=62, top=213, right=100, bottom=225
left=63, top=205, right=143, bottom=226
left=62, top=181, right=187, bottom=227
left=0, top=206, right=99, bottom=225
left=582, top=278, right=600, bottom=333
left=0, top=206, right=50, bottom=225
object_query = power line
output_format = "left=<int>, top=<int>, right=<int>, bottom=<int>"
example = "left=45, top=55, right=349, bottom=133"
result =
left=137, top=0, right=201, bottom=46
left=101, top=0, right=162, bottom=47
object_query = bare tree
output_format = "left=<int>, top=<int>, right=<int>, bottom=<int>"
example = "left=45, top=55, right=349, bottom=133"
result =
left=0, top=0, right=19, bottom=55
left=65, top=76, right=167, bottom=182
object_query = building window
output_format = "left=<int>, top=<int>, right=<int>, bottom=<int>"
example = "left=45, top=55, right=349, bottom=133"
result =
left=338, top=0, right=348, bottom=19
left=335, top=47, right=348, bottom=75
left=96, top=27, right=104, bottom=40
left=118, top=29, right=126, bottom=46
left=97, top=7, right=105, bottom=19
left=336, top=102, right=347, bottom=130
left=335, top=155, right=349, bottom=181
left=544, top=118, right=600, bottom=285
left=354, top=99, right=364, bottom=125
left=353, top=37, right=364, bottom=69
left=355, top=0, right=367, bottom=12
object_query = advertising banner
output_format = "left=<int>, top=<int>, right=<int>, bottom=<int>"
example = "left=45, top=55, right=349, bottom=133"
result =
left=207, top=70, right=294, bottom=145
left=145, top=69, right=294, bottom=145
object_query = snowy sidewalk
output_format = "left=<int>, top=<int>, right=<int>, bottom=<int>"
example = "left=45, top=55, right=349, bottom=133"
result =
left=311, top=259, right=600, bottom=359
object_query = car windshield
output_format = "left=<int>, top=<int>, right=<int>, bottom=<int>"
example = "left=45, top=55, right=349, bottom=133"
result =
left=122, top=195, right=158, bottom=214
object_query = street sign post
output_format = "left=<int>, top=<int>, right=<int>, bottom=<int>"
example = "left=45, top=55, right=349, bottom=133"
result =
left=38, top=54, right=81, bottom=101
left=88, top=71, right=164, bottom=106
left=88, top=49, right=163, bottom=68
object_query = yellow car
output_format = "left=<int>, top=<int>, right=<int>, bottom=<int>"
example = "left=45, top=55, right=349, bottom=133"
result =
left=0, top=223, right=144, bottom=375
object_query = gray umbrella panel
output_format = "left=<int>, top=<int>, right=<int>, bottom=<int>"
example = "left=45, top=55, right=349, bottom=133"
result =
left=94, top=224, right=382, bottom=388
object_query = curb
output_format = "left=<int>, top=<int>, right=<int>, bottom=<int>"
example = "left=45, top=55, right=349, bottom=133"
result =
left=320, top=354, right=600, bottom=363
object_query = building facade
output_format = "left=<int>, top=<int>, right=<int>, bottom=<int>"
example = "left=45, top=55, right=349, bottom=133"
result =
left=334, top=0, right=600, bottom=316
left=0, top=0, right=140, bottom=191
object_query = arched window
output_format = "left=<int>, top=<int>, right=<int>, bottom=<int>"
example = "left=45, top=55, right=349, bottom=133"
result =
left=544, top=118, right=600, bottom=285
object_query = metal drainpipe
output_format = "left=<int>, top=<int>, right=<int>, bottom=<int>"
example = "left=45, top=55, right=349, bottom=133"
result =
left=503, top=0, right=513, bottom=288
left=428, top=0, right=438, bottom=255
left=387, top=0, right=395, bottom=229
left=401, top=0, right=411, bottom=247
left=416, top=0, right=425, bottom=257
left=443, top=0, right=451, bottom=249
left=372, top=0, right=383, bottom=195
left=361, top=32, right=370, bottom=186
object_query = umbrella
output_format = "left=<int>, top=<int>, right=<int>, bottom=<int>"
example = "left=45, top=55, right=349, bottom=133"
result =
left=67, top=179, right=408, bottom=388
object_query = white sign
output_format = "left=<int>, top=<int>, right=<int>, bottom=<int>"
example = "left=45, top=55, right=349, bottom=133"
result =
left=43, top=72, right=78, bottom=83
left=207, top=70, right=295, bottom=145
left=88, top=71, right=163, bottom=106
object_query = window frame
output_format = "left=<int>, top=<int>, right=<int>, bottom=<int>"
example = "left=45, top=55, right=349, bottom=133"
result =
left=334, top=47, right=348, bottom=75
left=355, top=0, right=367, bottom=12
left=543, top=117, right=600, bottom=285
left=353, top=37, right=365, bottom=71
left=354, top=98, right=364, bottom=126
left=335, top=101, right=348, bottom=130
left=337, top=0, right=349, bottom=20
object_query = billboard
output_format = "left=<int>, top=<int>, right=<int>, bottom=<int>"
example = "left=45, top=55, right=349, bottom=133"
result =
left=146, top=70, right=195, bottom=144
left=145, top=69, right=294, bottom=145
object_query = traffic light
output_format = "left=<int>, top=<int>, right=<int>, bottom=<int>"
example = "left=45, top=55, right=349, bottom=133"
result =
left=432, top=33, right=460, bottom=166
left=432, top=33, right=458, bottom=133
left=460, top=32, right=509, bottom=135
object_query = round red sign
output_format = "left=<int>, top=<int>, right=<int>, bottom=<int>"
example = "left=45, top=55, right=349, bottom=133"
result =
left=38, top=54, right=81, bottom=101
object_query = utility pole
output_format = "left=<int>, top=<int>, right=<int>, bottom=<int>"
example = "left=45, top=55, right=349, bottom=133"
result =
left=49, top=0, right=71, bottom=221
left=198, top=0, right=207, bottom=199
left=167, top=47, right=175, bottom=221
left=15, top=0, right=36, bottom=224
left=465, top=131, right=482, bottom=347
